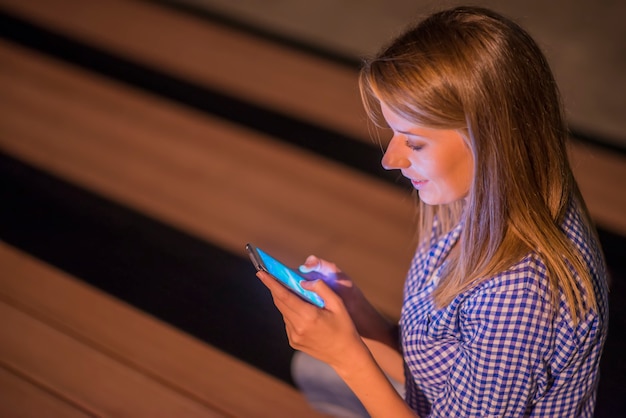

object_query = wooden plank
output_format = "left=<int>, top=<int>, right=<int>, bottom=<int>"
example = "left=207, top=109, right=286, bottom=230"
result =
left=0, top=365, right=92, bottom=418
left=0, top=0, right=369, bottom=140
left=0, top=301, right=225, bottom=417
left=0, top=242, right=326, bottom=417
left=0, top=40, right=413, bottom=315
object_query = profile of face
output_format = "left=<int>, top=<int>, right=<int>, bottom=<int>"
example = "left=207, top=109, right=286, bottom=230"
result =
left=380, top=102, right=474, bottom=205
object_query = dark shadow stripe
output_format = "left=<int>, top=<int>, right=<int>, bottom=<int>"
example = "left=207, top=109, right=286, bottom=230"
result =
left=0, top=150, right=296, bottom=385
left=0, top=10, right=407, bottom=189
left=569, top=131, right=626, bottom=156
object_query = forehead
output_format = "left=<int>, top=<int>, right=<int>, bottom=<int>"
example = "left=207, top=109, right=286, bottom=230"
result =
left=380, top=102, right=431, bottom=135
left=380, top=102, right=413, bottom=127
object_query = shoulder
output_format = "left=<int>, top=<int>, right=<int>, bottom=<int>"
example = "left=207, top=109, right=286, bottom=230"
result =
left=464, top=199, right=607, bottom=317
left=458, top=253, right=553, bottom=323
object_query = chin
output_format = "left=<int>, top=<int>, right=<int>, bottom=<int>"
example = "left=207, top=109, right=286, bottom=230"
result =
left=417, top=193, right=438, bottom=206
left=418, top=191, right=463, bottom=206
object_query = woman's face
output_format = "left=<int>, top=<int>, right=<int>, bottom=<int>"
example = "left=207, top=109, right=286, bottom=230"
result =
left=380, top=102, right=474, bottom=205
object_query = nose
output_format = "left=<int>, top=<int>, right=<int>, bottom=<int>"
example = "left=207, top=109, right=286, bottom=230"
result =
left=381, top=137, right=410, bottom=170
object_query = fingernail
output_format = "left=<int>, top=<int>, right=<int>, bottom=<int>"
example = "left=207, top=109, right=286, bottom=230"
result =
left=300, top=279, right=315, bottom=289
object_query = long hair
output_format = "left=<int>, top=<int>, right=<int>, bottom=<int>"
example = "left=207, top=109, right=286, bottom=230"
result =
left=359, top=6, right=600, bottom=321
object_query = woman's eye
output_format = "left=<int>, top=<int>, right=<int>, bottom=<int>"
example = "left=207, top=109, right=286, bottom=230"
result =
left=405, top=140, right=423, bottom=151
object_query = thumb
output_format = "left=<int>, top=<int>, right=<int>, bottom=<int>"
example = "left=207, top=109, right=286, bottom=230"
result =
left=299, top=256, right=342, bottom=276
left=298, top=255, right=321, bottom=273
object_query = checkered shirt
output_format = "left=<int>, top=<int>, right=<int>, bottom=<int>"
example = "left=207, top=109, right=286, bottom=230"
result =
left=400, top=201, right=609, bottom=417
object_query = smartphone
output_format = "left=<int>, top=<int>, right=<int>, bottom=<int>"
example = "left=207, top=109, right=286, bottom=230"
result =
left=246, top=243, right=325, bottom=308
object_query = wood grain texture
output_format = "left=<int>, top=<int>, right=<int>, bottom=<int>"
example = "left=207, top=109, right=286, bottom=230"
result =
left=0, top=366, right=92, bottom=418
left=0, top=243, right=325, bottom=417
left=0, top=301, right=225, bottom=417
left=0, top=0, right=368, bottom=140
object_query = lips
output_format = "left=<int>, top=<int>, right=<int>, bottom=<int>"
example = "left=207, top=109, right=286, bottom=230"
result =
left=411, top=179, right=428, bottom=190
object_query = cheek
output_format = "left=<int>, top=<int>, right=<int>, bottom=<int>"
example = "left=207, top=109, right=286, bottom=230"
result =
left=438, top=147, right=473, bottom=197
left=451, top=148, right=474, bottom=193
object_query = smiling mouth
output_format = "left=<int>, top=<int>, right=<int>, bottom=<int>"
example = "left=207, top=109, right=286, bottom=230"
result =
left=411, top=179, right=428, bottom=189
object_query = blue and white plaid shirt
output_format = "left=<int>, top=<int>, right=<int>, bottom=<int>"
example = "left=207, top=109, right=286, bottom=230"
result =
left=400, top=201, right=609, bottom=417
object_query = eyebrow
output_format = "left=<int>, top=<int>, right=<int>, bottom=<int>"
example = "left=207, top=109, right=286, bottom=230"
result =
left=398, top=130, right=427, bottom=139
left=392, top=128, right=413, bottom=135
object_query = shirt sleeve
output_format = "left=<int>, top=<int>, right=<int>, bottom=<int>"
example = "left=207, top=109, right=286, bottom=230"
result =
left=429, top=282, right=554, bottom=417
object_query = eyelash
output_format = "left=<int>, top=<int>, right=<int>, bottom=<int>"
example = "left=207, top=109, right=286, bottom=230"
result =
left=405, top=140, right=423, bottom=151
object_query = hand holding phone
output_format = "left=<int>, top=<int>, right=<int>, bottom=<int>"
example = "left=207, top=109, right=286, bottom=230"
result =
left=246, top=243, right=325, bottom=308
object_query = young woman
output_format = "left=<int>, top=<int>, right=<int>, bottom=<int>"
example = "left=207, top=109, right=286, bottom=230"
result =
left=257, top=6, right=609, bottom=417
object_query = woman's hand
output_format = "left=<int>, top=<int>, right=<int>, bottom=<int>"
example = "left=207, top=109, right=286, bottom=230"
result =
left=258, top=268, right=414, bottom=417
left=298, top=255, right=360, bottom=307
left=256, top=270, right=365, bottom=370
left=257, top=259, right=412, bottom=416
left=299, top=256, right=399, bottom=349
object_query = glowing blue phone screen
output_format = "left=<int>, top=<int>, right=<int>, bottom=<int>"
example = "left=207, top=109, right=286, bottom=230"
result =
left=257, top=248, right=325, bottom=308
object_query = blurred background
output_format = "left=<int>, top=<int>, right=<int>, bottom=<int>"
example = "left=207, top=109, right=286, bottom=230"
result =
left=182, top=0, right=626, bottom=148
left=1, top=0, right=624, bottom=416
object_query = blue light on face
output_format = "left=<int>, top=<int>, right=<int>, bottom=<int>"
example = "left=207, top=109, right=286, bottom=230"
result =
left=257, top=248, right=325, bottom=308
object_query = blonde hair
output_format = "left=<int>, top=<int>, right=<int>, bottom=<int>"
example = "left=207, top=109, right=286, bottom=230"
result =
left=359, top=7, right=600, bottom=321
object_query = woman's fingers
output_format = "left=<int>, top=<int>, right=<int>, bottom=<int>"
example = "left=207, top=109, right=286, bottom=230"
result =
left=299, top=255, right=341, bottom=275
left=298, top=255, right=321, bottom=273
left=256, top=271, right=319, bottom=317
left=256, top=271, right=298, bottom=309
left=301, top=279, right=343, bottom=312
left=258, top=270, right=361, bottom=366
left=298, top=256, right=350, bottom=293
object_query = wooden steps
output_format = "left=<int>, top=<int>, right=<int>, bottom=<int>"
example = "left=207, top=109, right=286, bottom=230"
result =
left=0, top=38, right=414, bottom=316
left=0, top=0, right=624, bottom=416
left=0, top=242, right=324, bottom=417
